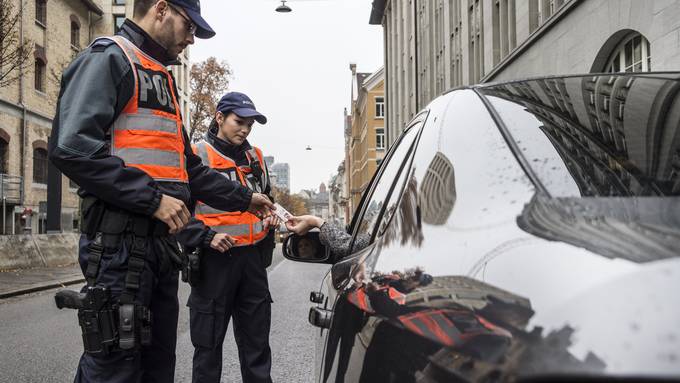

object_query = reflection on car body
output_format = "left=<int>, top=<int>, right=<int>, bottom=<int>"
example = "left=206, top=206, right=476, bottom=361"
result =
left=283, top=73, right=680, bottom=382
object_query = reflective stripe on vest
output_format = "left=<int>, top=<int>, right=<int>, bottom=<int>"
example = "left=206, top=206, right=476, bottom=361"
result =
left=193, top=140, right=268, bottom=247
left=100, top=35, right=188, bottom=183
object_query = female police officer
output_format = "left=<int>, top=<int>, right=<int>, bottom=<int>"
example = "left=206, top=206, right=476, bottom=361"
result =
left=177, top=92, right=277, bottom=383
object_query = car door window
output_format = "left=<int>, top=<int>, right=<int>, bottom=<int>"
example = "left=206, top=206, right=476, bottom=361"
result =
left=349, top=117, right=424, bottom=253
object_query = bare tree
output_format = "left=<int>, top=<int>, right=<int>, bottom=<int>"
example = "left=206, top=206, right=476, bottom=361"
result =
left=189, top=57, right=232, bottom=141
left=0, top=0, right=33, bottom=87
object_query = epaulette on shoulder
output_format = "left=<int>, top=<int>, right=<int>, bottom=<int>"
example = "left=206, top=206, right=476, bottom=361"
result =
left=90, top=38, right=115, bottom=53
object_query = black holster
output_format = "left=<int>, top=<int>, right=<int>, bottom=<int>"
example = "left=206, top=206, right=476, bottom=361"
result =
left=182, top=248, right=201, bottom=287
left=55, top=287, right=118, bottom=356
left=118, top=303, right=152, bottom=350
left=258, top=229, right=276, bottom=268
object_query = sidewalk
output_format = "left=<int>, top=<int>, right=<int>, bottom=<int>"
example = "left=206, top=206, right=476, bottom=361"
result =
left=0, top=264, right=84, bottom=299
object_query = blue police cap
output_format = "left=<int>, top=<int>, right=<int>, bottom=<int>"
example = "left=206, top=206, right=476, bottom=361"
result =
left=167, top=0, right=215, bottom=39
left=217, top=92, right=268, bottom=125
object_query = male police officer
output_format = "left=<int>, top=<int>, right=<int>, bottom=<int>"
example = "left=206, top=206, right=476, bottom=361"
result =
left=49, top=1, right=273, bottom=381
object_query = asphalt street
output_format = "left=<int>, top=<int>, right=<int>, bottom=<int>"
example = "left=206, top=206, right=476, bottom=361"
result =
left=0, top=246, right=330, bottom=382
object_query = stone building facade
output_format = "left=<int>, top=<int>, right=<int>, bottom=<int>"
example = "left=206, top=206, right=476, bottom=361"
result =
left=0, top=0, right=103, bottom=234
left=369, top=0, right=680, bottom=147
left=0, top=0, right=192, bottom=234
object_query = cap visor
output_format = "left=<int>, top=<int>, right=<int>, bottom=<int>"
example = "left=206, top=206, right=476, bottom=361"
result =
left=233, top=108, right=268, bottom=124
left=184, top=8, right=216, bottom=39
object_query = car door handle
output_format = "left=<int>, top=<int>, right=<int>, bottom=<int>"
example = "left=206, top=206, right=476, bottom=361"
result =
left=310, top=291, right=325, bottom=303
left=308, top=307, right=332, bottom=329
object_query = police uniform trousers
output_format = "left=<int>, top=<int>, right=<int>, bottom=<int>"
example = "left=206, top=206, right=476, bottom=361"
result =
left=74, top=233, right=180, bottom=383
left=188, top=245, right=273, bottom=383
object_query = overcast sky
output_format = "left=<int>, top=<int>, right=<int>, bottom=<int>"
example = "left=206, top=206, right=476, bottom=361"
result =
left=190, top=0, right=383, bottom=193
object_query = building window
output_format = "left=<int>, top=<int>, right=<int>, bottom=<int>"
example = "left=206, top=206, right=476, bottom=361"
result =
left=468, top=0, right=484, bottom=83
left=71, top=21, right=80, bottom=48
left=113, top=0, right=126, bottom=4
left=606, top=33, right=651, bottom=73
left=114, top=15, right=125, bottom=34
left=375, top=97, right=385, bottom=118
left=35, top=0, right=47, bottom=25
left=0, top=139, right=7, bottom=174
left=33, top=148, right=48, bottom=184
left=34, top=58, right=46, bottom=92
left=376, top=128, right=385, bottom=150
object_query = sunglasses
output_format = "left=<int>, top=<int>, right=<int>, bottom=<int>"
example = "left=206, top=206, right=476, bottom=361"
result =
left=167, top=2, right=197, bottom=35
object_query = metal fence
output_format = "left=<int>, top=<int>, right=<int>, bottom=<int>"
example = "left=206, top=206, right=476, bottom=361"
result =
left=1, top=174, right=23, bottom=235
left=0, top=174, right=23, bottom=204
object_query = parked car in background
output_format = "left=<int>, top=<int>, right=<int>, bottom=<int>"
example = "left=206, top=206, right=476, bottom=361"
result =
left=284, top=73, right=680, bottom=382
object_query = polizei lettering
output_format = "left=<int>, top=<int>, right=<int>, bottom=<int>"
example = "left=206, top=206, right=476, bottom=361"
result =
left=136, top=65, right=176, bottom=114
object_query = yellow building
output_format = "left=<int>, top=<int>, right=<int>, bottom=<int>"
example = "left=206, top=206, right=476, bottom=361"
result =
left=348, top=65, right=385, bottom=212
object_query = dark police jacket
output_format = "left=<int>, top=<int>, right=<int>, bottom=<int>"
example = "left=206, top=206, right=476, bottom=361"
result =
left=49, top=20, right=252, bottom=217
left=176, top=125, right=274, bottom=250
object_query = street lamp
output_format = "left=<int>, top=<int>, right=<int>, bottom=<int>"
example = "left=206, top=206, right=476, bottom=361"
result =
left=276, top=0, right=292, bottom=12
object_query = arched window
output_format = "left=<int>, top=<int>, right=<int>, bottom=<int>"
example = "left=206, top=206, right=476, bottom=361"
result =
left=34, top=58, right=45, bottom=91
left=35, top=0, right=47, bottom=25
left=70, top=16, right=81, bottom=48
left=0, top=138, right=7, bottom=174
left=33, top=148, right=48, bottom=184
left=606, top=33, right=651, bottom=73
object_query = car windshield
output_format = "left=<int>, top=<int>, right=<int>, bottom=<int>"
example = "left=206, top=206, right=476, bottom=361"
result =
left=480, top=75, right=680, bottom=197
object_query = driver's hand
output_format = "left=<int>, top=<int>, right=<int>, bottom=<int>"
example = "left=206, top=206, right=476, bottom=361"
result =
left=285, top=215, right=324, bottom=235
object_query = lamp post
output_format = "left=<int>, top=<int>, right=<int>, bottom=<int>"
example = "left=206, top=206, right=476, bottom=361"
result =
left=276, top=1, right=292, bottom=13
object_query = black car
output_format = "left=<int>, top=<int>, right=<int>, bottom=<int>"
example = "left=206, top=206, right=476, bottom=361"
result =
left=283, top=73, right=680, bottom=382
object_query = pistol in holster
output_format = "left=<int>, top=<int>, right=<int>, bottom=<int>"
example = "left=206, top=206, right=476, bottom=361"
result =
left=55, top=196, right=157, bottom=354
left=55, top=287, right=118, bottom=356
left=182, top=247, right=202, bottom=287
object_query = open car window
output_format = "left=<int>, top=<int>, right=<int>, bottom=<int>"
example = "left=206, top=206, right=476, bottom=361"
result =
left=349, top=115, right=426, bottom=253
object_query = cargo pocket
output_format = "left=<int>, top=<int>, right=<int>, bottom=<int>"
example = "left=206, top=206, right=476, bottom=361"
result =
left=187, top=294, right=216, bottom=349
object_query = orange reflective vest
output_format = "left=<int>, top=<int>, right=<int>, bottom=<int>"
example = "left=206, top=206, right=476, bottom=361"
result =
left=100, top=35, right=188, bottom=183
left=193, top=140, right=268, bottom=247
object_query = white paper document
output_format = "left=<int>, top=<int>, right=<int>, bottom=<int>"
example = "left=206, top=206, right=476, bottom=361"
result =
left=273, top=203, right=293, bottom=222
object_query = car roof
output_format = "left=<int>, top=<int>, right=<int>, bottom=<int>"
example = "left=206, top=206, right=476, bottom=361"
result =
left=442, top=71, right=680, bottom=96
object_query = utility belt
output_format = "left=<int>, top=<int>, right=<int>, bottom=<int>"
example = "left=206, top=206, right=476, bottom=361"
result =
left=80, top=196, right=169, bottom=244
left=181, top=225, right=277, bottom=290
left=54, top=197, right=171, bottom=355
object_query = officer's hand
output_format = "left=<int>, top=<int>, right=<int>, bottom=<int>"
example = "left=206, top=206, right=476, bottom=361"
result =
left=285, top=215, right=325, bottom=235
left=262, top=215, right=280, bottom=231
left=153, top=194, right=191, bottom=234
left=247, top=193, right=274, bottom=219
left=210, top=233, right=236, bottom=253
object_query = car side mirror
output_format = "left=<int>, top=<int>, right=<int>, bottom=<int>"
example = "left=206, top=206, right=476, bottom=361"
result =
left=282, top=232, right=333, bottom=264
